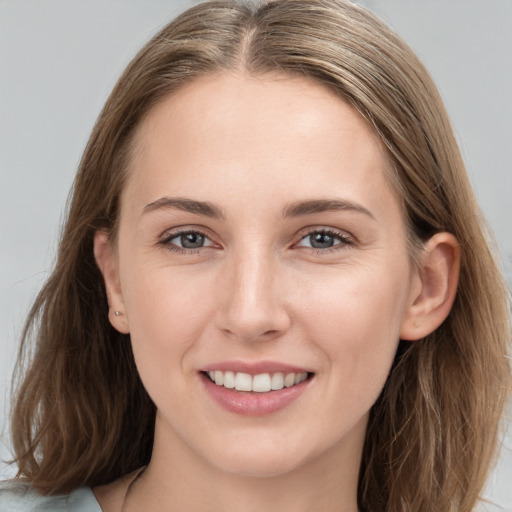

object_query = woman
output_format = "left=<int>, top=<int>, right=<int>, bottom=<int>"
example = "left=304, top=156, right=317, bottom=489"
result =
left=1, top=0, right=510, bottom=511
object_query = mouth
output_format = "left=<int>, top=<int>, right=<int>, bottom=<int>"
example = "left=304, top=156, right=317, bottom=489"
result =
left=203, top=370, right=312, bottom=392
left=200, top=368, right=314, bottom=416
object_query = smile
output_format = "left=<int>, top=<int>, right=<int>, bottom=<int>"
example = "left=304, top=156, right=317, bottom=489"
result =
left=201, top=368, right=314, bottom=416
left=206, top=370, right=309, bottom=392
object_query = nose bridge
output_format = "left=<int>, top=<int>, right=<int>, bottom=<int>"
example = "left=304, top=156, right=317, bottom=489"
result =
left=217, top=242, right=289, bottom=341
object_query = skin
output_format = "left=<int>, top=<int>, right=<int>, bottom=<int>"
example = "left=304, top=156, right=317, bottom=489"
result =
left=94, top=72, right=459, bottom=512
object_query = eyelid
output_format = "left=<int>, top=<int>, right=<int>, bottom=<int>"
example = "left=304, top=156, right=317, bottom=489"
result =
left=293, top=226, right=356, bottom=249
left=159, top=224, right=213, bottom=239
left=162, top=228, right=207, bottom=239
left=296, top=225, right=355, bottom=240
left=158, top=225, right=220, bottom=251
left=169, top=231, right=215, bottom=247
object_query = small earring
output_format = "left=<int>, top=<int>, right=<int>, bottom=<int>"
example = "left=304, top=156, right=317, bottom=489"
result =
left=114, top=310, right=122, bottom=316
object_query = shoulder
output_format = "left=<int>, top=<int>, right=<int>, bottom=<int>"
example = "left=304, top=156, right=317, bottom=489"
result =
left=0, top=480, right=101, bottom=512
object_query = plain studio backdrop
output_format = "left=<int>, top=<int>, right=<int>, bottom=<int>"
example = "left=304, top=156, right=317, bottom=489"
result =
left=1, top=0, right=511, bottom=509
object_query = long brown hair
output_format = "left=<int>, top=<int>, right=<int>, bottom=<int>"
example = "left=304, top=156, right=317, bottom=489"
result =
left=10, top=1, right=511, bottom=510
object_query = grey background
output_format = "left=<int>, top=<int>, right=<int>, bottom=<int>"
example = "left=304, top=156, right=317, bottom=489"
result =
left=1, top=0, right=511, bottom=508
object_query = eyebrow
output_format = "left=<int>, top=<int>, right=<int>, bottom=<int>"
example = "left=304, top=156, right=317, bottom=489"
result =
left=143, top=197, right=225, bottom=219
left=142, top=197, right=374, bottom=221
left=282, top=199, right=375, bottom=220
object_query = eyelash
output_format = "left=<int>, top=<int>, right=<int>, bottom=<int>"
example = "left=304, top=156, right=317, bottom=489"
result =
left=158, top=229, right=213, bottom=254
left=296, top=228, right=354, bottom=252
left=157, top=227, right=354, bottom=255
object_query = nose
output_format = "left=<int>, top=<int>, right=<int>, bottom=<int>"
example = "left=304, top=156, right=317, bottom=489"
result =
left=215, top=249, right=291, bottom=343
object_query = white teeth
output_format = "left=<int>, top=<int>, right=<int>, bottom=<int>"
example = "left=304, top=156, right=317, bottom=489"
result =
left=206, top=370, right=309, bottom=392
left=235, top=372, right=252, bottom=392
left=214, top=371, right=224, bottom=386
left=271, top=372, right=284, bottom=390
left=284, top=373, right=295, bottom=388
left=252, top=373, right=272, bottom=392
left=223, top=371, right=235, bottom=389
left=294, top=373, right=308, bottom=385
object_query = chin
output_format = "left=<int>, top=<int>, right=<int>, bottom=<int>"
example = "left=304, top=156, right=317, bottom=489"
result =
left=202, top=434, right=318, bottom=479
left=215, top=452, right=307, bottom=479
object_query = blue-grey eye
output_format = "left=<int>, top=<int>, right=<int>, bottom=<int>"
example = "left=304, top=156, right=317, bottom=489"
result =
left=309, top=232, right=335, bottom=248
left=176, top=232, right=206, bottom=249
left=297, top=230, right=351, bottom=249
left=163, top=230, right=215, bottom=250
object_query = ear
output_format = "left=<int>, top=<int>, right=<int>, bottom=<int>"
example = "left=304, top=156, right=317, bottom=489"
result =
left=400, top=232, right=460, bottom=341
left=94, top=231, right=130, bottom=334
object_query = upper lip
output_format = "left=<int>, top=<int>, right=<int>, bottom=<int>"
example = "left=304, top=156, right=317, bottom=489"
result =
left=201, top=360, right=312, bottom=375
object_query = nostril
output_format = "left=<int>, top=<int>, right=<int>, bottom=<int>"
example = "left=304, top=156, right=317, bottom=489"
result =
left=216, top=321, right=289, bottom=344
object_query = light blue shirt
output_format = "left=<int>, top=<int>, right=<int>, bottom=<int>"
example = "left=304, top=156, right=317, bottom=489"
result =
left=0, top=481, right=101, bottom=511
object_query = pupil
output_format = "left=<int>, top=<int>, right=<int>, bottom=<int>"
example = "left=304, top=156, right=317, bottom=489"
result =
left=311, top=233, right=334, bottom=249
left=181, top=233, right=204, bottom=249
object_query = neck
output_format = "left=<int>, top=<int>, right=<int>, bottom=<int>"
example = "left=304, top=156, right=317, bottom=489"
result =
left=124, top=415, right=365, bottom=512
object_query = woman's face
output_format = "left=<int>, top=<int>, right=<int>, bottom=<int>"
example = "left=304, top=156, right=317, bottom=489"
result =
left=105, top=72, right=422, bottom=479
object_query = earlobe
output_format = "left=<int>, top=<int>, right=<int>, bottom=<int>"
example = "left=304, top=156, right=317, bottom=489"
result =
left=400, top=232, right=460, bottom=341
left=94, top=231, right=130, bottom=334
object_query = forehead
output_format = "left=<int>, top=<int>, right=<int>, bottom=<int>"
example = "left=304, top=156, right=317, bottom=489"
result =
left=123, top=71, right=399, bottom=218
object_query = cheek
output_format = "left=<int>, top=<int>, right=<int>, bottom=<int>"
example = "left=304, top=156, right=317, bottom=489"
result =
left=300, top=264, right=410, bottom=394
left=120, top=261, right=215, bottom=377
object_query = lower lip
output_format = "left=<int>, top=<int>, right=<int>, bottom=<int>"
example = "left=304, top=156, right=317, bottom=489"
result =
left=200, top=373, right=312, bottom=416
